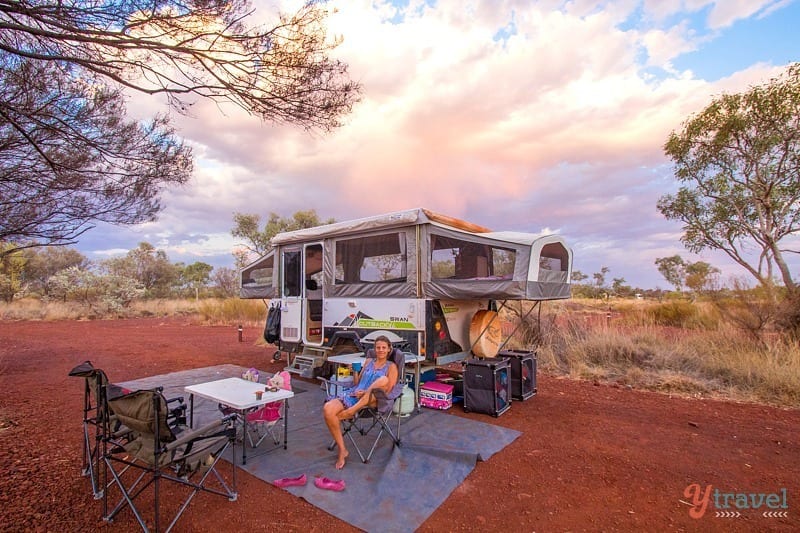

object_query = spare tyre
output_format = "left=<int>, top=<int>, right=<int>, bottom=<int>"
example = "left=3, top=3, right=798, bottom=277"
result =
left=469, top=309, right=502, bottom=358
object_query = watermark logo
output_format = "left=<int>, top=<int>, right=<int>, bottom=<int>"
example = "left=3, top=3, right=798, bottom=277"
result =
left=682, top=484, right=790, bottom=519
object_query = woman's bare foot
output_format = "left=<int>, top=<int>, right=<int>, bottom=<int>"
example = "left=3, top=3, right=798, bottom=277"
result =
left=336, top=450, right=349, bottom=469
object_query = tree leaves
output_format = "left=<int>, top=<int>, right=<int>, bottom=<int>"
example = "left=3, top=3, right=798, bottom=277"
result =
left=0, top=1, right=359, bottom=256
left=659, top=63, right=800, bottom=293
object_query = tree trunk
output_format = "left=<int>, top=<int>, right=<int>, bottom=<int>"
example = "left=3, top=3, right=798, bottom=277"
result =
left=770, top=243, right=797, bottom=295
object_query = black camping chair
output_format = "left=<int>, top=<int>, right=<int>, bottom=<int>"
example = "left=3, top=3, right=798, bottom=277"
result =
left=69, top=362, right=187, bottom=501
left=322, top=348, right=408, bottom=463
left=102, top=387, right=237, bottom=533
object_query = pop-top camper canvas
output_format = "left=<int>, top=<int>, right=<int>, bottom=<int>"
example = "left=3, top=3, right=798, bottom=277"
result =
left=240, top=208, right=572, bottom=373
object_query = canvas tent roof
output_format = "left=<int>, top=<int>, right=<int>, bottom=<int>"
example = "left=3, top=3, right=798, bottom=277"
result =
left=270, top=208, right=491, bottom=245
left=240, top=208, right=572, bottom=301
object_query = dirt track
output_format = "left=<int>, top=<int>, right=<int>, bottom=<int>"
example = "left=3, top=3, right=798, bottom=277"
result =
left=0, top=318, right=797, bottom=532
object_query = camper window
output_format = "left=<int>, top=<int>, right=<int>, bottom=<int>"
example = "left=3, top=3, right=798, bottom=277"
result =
left=431, top=234, right=515, bottom=280
left=283, top=250, right=302, bottom=297
left=334, top=232, right=407, bottom=284
left=241, top=252, right=274, bottom=287
left=305, top=244, right=324, bottom=292
left=539, top=243, right=569, bottom=272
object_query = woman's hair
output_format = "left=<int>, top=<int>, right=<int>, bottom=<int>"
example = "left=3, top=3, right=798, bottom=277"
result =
left=374, top=335, right=392, bottom=349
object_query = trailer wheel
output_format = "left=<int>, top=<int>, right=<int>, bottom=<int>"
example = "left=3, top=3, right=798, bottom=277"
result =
left=272, top=351, right=282, bottom=362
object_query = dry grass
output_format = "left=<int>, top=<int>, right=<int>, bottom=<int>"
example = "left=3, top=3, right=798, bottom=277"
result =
left=530, top=308, right=800, bottom=408
left=0, top=298, right=90, bottom=321
left=195, top=298, right=268, bottom=325
left=0, top=297, right=268, bottom=326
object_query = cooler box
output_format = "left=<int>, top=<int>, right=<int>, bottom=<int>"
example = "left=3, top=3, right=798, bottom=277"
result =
left=419, top=381, right=453, bottom=410
left=498, top=349, right=537, bottom=401
left=407, top=368, right=438, bottom=392
left=463, top=357, right=511, bottom=417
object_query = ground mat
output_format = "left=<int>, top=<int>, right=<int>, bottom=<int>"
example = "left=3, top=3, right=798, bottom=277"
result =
left=119, top=365, right=521, bottom=533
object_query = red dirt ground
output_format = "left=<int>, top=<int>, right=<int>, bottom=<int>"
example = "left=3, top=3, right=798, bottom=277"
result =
left=0, top=318, right=798, bottom=532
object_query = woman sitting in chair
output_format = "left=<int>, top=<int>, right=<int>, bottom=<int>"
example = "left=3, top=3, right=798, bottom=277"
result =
left=323, top=335, right=399, bottom=469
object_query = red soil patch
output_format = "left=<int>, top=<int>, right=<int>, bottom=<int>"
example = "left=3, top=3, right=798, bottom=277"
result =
left=0, top=318, right=798, bottom=531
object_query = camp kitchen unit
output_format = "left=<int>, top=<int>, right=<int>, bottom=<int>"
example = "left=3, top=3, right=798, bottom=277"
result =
left=239, top=208, right=572, bottom=376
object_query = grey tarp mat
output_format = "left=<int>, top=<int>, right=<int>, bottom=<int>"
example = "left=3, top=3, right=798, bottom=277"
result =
left=119, top=365, right=521, bottom=533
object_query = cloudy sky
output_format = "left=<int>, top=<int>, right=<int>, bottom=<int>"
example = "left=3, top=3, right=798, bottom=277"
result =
left=79, top=0, right=800, bottom=289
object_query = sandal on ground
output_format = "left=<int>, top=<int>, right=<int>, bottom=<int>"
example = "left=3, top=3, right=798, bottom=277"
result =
left=314, top=476, right=346, bottom=492
left=273, top=474, right=307, bottom=488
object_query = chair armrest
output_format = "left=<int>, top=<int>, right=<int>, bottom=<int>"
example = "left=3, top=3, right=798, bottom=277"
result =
left=164, top=418, right=232, bottom=452
left=372, top=385, right=403, bottom=401
left=369, top=385, right=403, bottom=414
left=317, top=376, right=335, bottom=393
left=318, top=376, right=355, bottom=400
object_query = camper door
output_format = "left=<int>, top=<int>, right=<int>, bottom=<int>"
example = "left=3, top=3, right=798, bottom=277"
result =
left=279, top=243, right=324, bottom=346
left=280, top=246, right=302, bottom=343
left=304, top=243, right=324, bottom=346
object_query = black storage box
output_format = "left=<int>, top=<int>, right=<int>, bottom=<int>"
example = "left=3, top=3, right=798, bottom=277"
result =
left=498, top=349, right=537, bottom=401
left=463, top=357, right=511, bottom=417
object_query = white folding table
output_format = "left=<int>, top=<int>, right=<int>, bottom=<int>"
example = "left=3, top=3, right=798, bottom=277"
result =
left=185, top=377, right=294, bottom=465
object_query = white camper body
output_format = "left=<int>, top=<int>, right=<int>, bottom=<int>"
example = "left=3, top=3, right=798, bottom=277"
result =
left=240, top=208, right=572, bottom=375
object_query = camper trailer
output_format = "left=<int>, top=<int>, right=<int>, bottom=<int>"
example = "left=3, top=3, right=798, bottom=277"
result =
left=239, top=208, right=572, bottom=377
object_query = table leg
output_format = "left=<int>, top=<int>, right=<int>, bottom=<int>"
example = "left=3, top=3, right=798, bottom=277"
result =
left=415, top=361, right=421, bottom=412
left=283, top=399, right=289, bottom=450
left=241, top=410, right=248, bottom=465
left=189, top=394, right=194, bottom=428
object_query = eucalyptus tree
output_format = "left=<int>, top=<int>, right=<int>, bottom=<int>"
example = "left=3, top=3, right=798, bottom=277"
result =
left=659, top=63, right=800, bottom=296
left=231, top=209, right=334, bottom=262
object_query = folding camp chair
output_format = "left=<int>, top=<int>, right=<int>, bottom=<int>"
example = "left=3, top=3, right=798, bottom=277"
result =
left=69, top=361, right=187, bottom=500
left=216, top=369, right=291, bottom=449
left=68, top=361, right=132, bottom=499
left=218, top=368, right=292, bottom=448
left=102, top=387, right=237, bottom=533
left=322, top=349, right=408, bottom=463
left=243, top=371, right=291, bottom=449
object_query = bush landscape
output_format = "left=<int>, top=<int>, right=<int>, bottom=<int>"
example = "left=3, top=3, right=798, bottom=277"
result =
left=3, top=294, right=798, bottom=409
left=505, top=297, right=800, bottom=408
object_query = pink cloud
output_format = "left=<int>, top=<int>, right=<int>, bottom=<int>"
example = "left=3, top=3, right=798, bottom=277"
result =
left=93, top=0, right=798, bottom=288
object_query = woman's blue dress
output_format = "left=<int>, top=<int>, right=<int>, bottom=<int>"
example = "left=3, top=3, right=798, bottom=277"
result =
left=337, top=359, right=393, bottom=408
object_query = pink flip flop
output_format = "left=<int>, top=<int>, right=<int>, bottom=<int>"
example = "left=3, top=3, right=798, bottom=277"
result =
left=273, top=474, right=307, bottom=488
left=314, top=476, right=346, bottom=492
